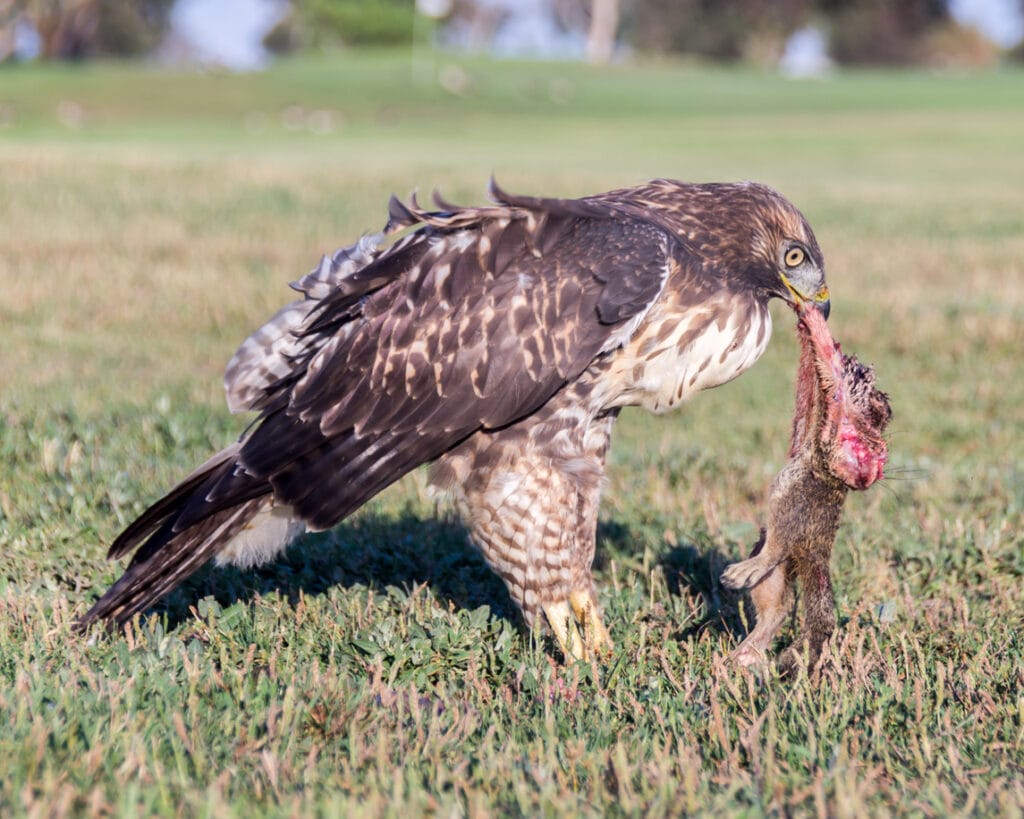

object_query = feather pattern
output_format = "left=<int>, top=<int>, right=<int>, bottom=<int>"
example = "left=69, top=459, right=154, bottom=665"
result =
left=236, top=201, right=674, bottom=531
left=80, top=178, right=828, bottom=641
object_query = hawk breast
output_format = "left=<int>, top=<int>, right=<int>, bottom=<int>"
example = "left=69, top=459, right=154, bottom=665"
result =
left=602, top=293, right=772, bottom=413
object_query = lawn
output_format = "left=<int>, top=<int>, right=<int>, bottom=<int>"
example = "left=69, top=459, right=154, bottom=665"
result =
left=0, top=52, right=1022, bottom=816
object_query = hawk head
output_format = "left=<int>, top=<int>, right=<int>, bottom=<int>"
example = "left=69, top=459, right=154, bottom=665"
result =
left=740, top=182, right=831, bottom=320
left=649, top=180, right=832, bottom=319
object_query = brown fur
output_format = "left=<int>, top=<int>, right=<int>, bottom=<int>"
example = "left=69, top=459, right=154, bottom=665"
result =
left=721, top=307, right=891, bottom=673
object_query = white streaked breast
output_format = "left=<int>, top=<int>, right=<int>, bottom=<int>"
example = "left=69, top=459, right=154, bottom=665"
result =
left=603, top=299, right=772, bottom=414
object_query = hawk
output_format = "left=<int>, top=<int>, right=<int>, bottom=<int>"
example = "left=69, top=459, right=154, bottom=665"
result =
left=79, top=179, right=831, bottom=659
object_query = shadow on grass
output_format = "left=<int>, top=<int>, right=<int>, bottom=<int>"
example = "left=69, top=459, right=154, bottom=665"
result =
left=150, top=510, right=521, bottom=632
left=595, top=518, right=751, bottom=641
left=656, top=540, right=751, bottom=642
left=129, top=511, right=751, bottom=639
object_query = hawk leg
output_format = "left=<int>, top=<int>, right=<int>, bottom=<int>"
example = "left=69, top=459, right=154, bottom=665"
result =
left=570, top=587, right=613, bottom=656
left=433, top=410, right=616, bottom=662
left=540, top=590, right=612, bottom=662
left=542, top=600, right=586, bottom=661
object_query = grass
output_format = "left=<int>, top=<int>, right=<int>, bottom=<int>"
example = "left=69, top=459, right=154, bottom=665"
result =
left=1, top=52, right=1023, bottom=816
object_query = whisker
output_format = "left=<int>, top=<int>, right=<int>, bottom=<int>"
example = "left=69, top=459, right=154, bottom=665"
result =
left=872, top=479, right=897, bottom=499
left=882, top=467, right=930, bottom=480
left=875, top=480, right=901, bottom=498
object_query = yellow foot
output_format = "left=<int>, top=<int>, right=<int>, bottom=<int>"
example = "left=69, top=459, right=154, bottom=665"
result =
left=543, top=594, right=613, bottom=663
left=569, top=589, right=613, bottom=659
left=543, top=601, right=585, bottom=661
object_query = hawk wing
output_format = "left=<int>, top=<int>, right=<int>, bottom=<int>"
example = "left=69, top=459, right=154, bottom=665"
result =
left=231, top=186, right=675, bottom=530
left=223, top=233, right=389, bottom=414
left=81, top=185, right=677, bottom=627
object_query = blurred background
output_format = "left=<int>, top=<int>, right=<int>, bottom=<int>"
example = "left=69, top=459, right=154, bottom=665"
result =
left=1, top=0, right=1021, bottom=512
left=1, top=0, right=1023, bottom=69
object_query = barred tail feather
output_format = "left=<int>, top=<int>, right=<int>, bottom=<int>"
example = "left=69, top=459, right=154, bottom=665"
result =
left=107, top=444, right=243, bottom=560
left=79, top=444, right=273, bottom=630
left=77, top=498, right=268, bottom=629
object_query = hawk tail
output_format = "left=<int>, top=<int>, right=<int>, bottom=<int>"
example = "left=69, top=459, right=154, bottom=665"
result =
left=76, top=447, right=272, bottom=631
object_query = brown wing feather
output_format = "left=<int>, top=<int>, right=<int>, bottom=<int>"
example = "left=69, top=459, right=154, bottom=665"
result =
left=80, top=499, right=267, bottom=627
left=106, top=444, right=242, bottom=559
left=84, top=185, right=675, bottom=625
left=235, top=203, right=672, bottom=531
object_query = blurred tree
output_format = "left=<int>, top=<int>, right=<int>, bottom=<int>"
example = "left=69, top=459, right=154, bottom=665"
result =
left=0, top=0, right=172, bottom=60
left=587, top=0, right=620, bottom=63
left=822, top=0, right=948, bottom=65
left=430, top=0, right=506, bottom=54
left=263, top=10, right=302, bottom=55
left=1012, top=0, right=1024, bottom=60
left=0, top=0, right=24, bottom=61
left=625, top=0, right=955, bottom=66
left=915, top=18, right=1000, bottom=68
left=24, top=0, right=97, bottom=59
left=268, top=0, right=416, bottom=51
left=92, top=0, right=171, bottom=56
left=625, top=0, right=812, bottom=62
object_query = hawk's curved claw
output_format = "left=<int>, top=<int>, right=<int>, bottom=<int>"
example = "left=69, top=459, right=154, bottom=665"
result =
left=543, top=593, right=613, bottom=663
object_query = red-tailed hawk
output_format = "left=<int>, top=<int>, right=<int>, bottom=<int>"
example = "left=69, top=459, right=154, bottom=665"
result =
left=79, top=179, right=831, bottom=659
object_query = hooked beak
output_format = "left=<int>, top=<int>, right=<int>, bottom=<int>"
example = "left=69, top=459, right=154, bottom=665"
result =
left=781, top=274, right=830, bottom=320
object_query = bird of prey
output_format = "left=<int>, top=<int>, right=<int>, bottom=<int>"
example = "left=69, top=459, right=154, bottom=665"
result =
left=79, top=179, right=831, bottom=660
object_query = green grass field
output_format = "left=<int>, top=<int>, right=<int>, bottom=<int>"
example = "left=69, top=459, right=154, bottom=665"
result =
left=1, top=52, right=1022, bottom=816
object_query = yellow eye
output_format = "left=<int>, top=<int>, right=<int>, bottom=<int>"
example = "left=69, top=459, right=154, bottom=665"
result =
left=785, top=246, right=806, bottom=268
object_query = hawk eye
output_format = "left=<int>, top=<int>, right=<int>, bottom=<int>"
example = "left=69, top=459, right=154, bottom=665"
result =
left=784, top=246, right=806, bottom=268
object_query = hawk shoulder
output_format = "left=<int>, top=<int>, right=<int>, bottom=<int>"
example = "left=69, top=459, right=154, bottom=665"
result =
left=228, top=185, right=677, bottom=530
